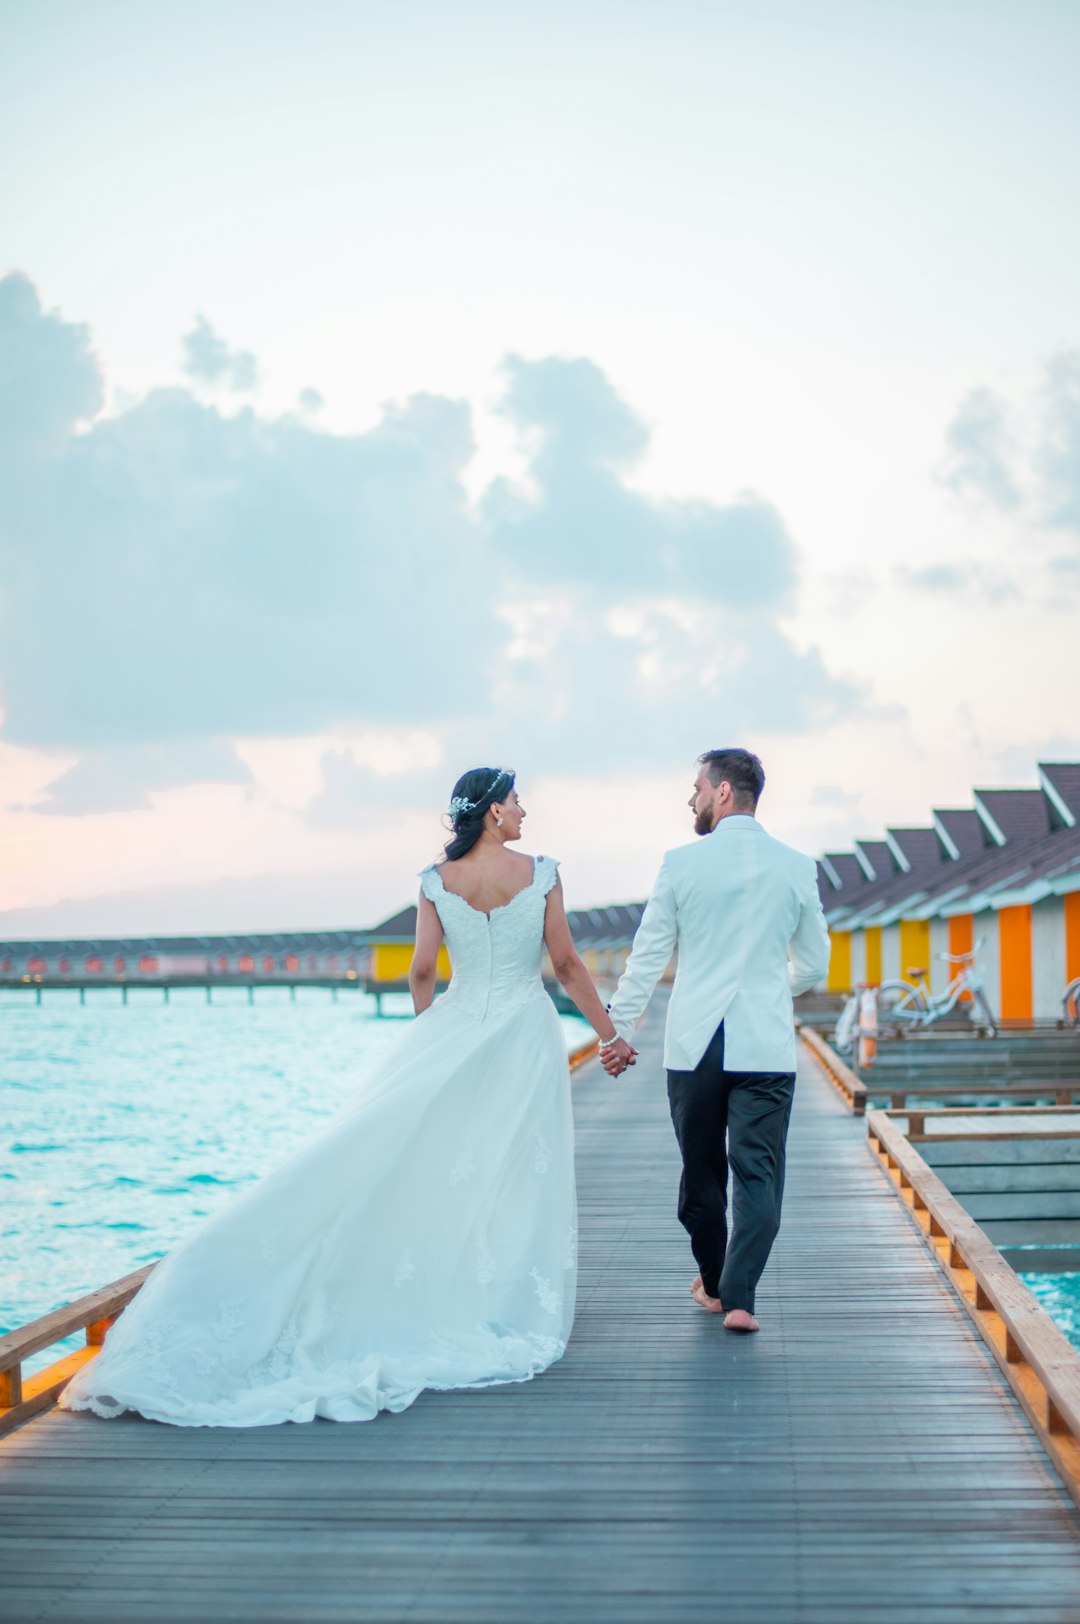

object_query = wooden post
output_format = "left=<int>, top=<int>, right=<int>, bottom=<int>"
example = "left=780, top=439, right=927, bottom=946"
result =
left=163, top=987, right=169, bottom=1004
left=121, top=985, right=128, bottom=1005
left=206, top=986, right=212, bottom=1004
left=247, top=986, right=254, bottom=1004
left=289, top=985, right=296, bottom=1003
left=0, top=1367, right=22, bottom=1407
left=79, top=988, right=85, bottom=1005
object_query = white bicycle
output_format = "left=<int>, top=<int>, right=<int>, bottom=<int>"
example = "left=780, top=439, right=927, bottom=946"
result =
left=1064, top=976, right=1080, bottom=1030
left=876, top=944, right=997, bottom=1037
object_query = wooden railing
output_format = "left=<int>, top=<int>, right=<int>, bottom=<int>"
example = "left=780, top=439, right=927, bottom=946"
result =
left=797, top=1022, right=867, bottom=1114
left=568, top=1034, right=600, bottom=1071
left=0, top=1264, right=155, bottom=1438
left=867, top=1108, right=1080, bottom=1509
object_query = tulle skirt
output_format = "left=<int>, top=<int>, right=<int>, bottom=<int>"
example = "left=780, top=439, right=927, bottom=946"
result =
left=60, top=987, right=577, bottom=1426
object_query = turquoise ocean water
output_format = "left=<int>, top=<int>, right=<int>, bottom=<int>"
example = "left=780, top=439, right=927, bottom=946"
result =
left=1019, top=1272, right=1080, bottom=1352
left=1, top=987, right=591, bottom=1349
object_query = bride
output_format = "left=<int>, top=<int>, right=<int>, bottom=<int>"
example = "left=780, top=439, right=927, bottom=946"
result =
left=60, top=767, right=632, bottom=1426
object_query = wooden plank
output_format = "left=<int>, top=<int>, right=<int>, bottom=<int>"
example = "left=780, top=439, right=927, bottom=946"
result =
left=2, top=1002, right=1080, bottom=1621
left=796, top=1023, right=867, bottom=1113
left=1000, top=1246, right=1080, bottom=1273
left=922, top=1140, right=1080, bottom=1167
left=933, top=1165, right=1080, bottom=1197
left=961, top=1191, right=1080, bottom=1220
left=866, top=1107, right=1080, bottom=1507
left=980, top=1218, right=1080, bottom=1246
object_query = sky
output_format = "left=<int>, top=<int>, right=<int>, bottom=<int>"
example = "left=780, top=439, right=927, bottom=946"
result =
left=1, top=0, right=1077, bottom=934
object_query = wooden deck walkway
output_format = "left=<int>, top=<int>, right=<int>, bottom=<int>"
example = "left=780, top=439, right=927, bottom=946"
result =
left=4, top=1004, right=1080, bottom=1622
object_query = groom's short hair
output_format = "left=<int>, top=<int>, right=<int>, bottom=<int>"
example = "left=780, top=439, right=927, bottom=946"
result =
left=698, top=748, right=765, bottom=810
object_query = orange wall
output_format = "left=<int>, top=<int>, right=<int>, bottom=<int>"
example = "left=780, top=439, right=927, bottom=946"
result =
left=1066, top=892, right=1080, bottom=982
left=948, top=913, right=974, bottom=1001
left=998, top=904, right=1033, bottom=1020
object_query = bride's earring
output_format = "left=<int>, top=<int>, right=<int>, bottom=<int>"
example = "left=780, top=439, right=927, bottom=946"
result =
left=494, top=812, right=504, bottom=828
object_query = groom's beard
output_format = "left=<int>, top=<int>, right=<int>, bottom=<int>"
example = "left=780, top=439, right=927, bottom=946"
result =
left=693, top=808, right=713, bottom=837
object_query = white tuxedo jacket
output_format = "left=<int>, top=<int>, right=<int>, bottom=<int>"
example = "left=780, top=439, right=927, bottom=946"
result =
left=608, top=815, right=831, bottom=1074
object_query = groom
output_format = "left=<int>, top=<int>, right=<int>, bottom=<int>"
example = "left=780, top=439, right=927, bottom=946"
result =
left=601, top=749, right=830, bottom=1333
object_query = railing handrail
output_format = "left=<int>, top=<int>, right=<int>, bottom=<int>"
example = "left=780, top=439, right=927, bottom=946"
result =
left=797, top=1021, right=868, bottom=1114
left=867, top=1107, right=1080, bottom=1509
left=0, top=1262, right=156, bottom=1438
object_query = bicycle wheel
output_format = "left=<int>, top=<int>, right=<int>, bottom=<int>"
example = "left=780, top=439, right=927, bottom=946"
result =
left=970, top=987, right=998, bottom=1037
left=876, top=980, right=924, bottom=1028
left=1064, top=977, right=1080, bottom=1030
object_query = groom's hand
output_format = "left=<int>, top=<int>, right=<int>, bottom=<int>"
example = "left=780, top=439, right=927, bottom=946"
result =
left=601, top=1037, right=637, bottom=1077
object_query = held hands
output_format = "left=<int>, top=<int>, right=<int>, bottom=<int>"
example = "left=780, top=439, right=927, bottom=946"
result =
left=600, top=1036, right=637, bottom=1077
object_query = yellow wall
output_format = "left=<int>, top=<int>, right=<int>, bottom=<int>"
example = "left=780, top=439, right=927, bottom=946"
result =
left=898, top=919, right=931, bottom=988
left=998, top=904, right=1033, bottom=1020
left=827, top=930, right=850, bottom=993
left=373, top=943, right=451, bottom=982
left=864, top=927, right=882, bottom=985
left=1066, top=891, right=1080, bottom=983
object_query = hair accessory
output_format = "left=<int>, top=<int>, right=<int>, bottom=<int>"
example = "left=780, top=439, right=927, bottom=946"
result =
left=448, top=768, right=508, bottom=820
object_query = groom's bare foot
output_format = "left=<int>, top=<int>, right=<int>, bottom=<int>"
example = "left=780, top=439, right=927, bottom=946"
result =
left=723, top=1308, right=759, bottom=1333
left=690, top=1275, right=702, bottom=1297
left=691, top=1280, right=725, bottom=1314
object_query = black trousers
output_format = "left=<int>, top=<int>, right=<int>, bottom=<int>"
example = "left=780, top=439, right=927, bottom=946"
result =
left=666, top=1021, right=795, bottom=1313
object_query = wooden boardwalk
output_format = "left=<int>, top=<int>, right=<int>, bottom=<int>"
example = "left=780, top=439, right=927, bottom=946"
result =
left=5, top=1005, right=1080, bottom=1622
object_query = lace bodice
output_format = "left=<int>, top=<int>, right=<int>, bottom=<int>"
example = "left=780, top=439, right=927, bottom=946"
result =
left=419, top=855, right=560, bottom=1020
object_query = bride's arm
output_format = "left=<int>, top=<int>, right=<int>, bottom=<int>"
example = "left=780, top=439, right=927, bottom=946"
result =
left=543, top=877, right=620, bottom=1043
left=409, top=890, right=445, bottom=1014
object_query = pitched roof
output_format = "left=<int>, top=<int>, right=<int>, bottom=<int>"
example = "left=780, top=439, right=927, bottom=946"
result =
left=854, top=840, right=895, bottom=881
left=1040, top=763, right=1080, bottom=830
left=885, top=827, right=952, bottom=872
left=822, top=852, right=871, bottom=893
left=845, top=815, right=1080, bottom=926
left=932, top=808, right=985, bottom=860
left=974, top=788, right=1051, bottom=847
left=366, top=907, right=419, bottom=940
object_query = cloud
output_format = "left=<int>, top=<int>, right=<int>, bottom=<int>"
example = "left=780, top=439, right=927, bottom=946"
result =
left=894, top=561, right=1019, bottom=604
left=305, top=737, right=445, bottom=829
left=0, top=272, right=102, bottom=461
left=17, top=739, right=253, bottom=816
left=487, top=354, right=799, bottom=608
left=937, top=386, right=1020, bottom=510
left=810, top=784, right=861, bottom=810
left=939, top=352, right=1080, bottom=582
left=0, top=277, right=865, bottom=813
left=1038, top=350, right=1080, bottom=535
left=0, top=274, right=495, bottom=782
left=181, top=315, right=258, bottom=392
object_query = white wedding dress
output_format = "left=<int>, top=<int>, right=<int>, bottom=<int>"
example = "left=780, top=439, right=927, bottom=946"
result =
left=60, top=854, right=577, bottom=1426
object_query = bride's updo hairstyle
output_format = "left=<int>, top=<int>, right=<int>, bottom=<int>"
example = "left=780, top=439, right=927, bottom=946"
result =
left=443, top=766, right=516, bottom=861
